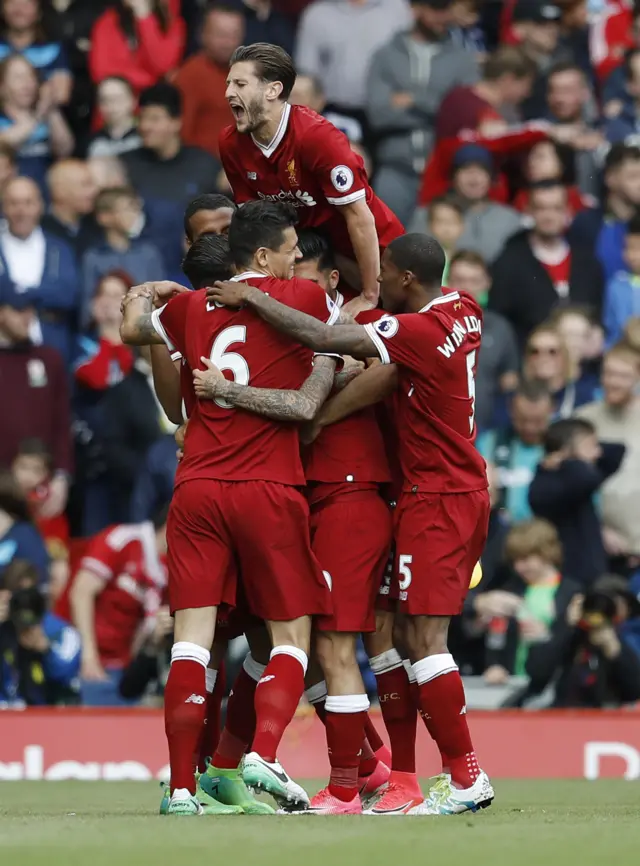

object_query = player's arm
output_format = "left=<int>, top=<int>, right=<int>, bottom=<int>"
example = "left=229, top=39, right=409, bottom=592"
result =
left=340, top=198, right=380, bottom=305
left=150, top=345, right=183, bottom=425
left=316, top=363, right=398, bottom=429
left=120, top=282, right=190, bottom=346
left=208, top=281, right=379, bottom=358
left=193, top=355, right=337, bottom=422
left=69, top=566, right=107, bottom=682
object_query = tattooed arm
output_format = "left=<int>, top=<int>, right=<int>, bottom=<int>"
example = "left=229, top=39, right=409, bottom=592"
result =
left=193, top=356, right=337, bottom=422
left=120, top=290, right=166, bottom=346
left=206, top=281, right=379, bottom=359
left=315, top=363, right=398, bottom=428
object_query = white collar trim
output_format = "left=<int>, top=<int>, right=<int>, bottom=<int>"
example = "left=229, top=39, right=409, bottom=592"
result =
left=335, top=290, right=344, bottom=308
left=231, top=271, right=268, bottom=281
left=418, top=291, right=460, bottom=313
left=251, top=103, right=291, bottom=159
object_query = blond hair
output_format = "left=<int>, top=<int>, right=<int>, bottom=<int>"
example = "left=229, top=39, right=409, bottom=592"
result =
left=505, top=518, right=563, bottom=567
left=524, top=322, right=578, bottom=383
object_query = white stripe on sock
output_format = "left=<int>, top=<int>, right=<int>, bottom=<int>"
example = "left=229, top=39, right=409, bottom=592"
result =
left=171, top=641, right=210, bottom=669
left=270, top=644, right=308, bottom=675
left=325, top=694, right=370, bottom=714
left=369, top=648, right=403, bottom=675
left=412, top=653, right=458, bottom=686
left=205, top=668, right=217, bottom=694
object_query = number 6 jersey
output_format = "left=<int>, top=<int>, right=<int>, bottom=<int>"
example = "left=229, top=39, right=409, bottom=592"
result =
left=362, top=288, right=488, bottom=494
left=151, top=273, right=339, bottom=488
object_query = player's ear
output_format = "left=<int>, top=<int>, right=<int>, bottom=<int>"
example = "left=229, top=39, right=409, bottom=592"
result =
left=329, top=269, right=340, bottom=291
left=256, top=246, right=269, bottom=268
left=266, top=81, right=283, bottom=103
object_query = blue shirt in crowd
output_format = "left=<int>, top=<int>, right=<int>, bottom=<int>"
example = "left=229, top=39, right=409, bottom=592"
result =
left=477, top=430, right=543, bottom=524
left=603, top=271, right=640, bottom=348
left=0, top=521, right=49, bottom=586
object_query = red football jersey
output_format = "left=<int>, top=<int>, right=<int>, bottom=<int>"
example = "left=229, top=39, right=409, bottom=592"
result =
left=363, top=289, right=488, bottom=494
left=152, top=273, right=339, bottom=487
left=80, top=522, right=167, bottom=667
left=219, top=104, right=403, bottom=260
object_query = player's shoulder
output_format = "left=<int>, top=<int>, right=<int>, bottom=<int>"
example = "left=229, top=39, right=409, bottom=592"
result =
left=218, top=123, right=240, bottom=152
left=356, top=307, right=389, bottom=325
left=422, top=288, right=482, bottom=320
left=102, top=523, right=146, bottom=553
left=290, top=105, right=340, bottom=145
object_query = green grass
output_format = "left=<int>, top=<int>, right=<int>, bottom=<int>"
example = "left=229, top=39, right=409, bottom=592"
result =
left=0, top=781, right=638, bottom=866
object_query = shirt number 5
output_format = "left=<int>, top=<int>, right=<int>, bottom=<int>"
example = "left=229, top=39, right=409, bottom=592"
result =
left=466, top=349, right=477, bottom=433
left=210, top=325, right=249, bottom=408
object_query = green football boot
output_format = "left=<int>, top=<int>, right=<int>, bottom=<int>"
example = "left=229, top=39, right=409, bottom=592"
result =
left=200, top=762, right=276, bottom=815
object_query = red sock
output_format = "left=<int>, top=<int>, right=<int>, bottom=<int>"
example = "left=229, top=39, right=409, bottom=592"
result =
left=307, top=687, right=379, bottom=778
left=213, top=654, right=264, bottom=769
left=251, top=647, right=306, bottom=762
left=363, top=714, right=391, bottom=767
left=196, top=665, right=224, bottom=773
left=370, top=651, right=417, bottom=774
left=413, top=654, right=479, bottom=789
left=164, top=642, right=209, bottom=794
left=408, top=663, right=451, bottom=772
left=325, top=695, right=369, bottom=802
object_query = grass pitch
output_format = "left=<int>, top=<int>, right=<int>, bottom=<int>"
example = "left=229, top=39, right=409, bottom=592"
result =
left=0, top=780, right=638, bottom=866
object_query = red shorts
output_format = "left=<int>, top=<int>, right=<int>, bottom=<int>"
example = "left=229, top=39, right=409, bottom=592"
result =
left=167, top=479, right=332, bottom=621
left=393, top=489, right=490, bottom=616
left=312, top=490, right=392, bottom=633
left=376, top=544, right=398, bottom=613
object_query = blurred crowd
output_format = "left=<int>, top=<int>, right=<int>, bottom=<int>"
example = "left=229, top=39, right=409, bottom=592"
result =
left=2, top=0, right=640, bottom=710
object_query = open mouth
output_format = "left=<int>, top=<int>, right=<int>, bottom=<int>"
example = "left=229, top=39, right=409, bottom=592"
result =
left=229, top=103, right=245, bottom=122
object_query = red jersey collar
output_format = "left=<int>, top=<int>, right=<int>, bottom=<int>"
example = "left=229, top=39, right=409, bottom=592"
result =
left=251, top=102, right=291, bottom=159
left=418, top=290, right=460, bottom=313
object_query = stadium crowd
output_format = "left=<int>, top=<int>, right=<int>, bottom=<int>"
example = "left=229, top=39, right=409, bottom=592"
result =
left=1, top=0, right=640, bottom=721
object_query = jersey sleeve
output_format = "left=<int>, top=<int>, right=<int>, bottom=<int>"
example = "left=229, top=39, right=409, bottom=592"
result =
left=288, top=278, right=341, bottom=324
left=79, top=529, right=125, bottom=585
left=218, top=130, right=254, bottom=204
left=301, top=122, right=368, bottom=206
left=150, top=292, right=191, bottom=356
left=363, top=314, right=429, bottom=369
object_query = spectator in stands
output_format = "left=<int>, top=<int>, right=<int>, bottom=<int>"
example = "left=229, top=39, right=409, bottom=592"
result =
left=603, top=212, right=640, bottom=347
left=570, top=143, right=640, bottom=282
left=529, top=417, right=625, bottom=586
left=448, top=0, right=486, bottom=57
left=0, top=177, right=80, bottom=365
left=489, top=182, right=603, bottom=347
left=425, top=196, right=464, bottom=283
left=297, top=0, right=412, bottom=129
left=551, top=303, right=603, bottom=388
left=411, top=145, right=522, bottom=262
left=522, top=575, right=640, bottom=708
left=183, top=192, right=235, bottom=248
left=0, top=0, right=72, bottom=105
left=449, top=250, right=519, bottom=430
left=100, top=347, right=173, bottom=525
left=511, top=1, right=567, bottom=119
left=129, top=435, right=177, bottom=523
left=0, top=470, right=48, bottom=586
left=0, top=582, right=81, bottom=706
left=70, top=510, right=167, bottom=706
left=89, top=0, right=186, bottom=92
left=41, top=159, right=100, bottom=261
left=477, top=380, right=552, bottom=524
left=512, top=140, right=594, bottom=220
left=605, top=48, right=640, bottom=144
left=87, top=77, right=142, bottom=159
left=83, top=187, right=165, bottom=327
left=235, top=0, right=296, bottom=56
left=121, top=83, right=221, bottom=282
left=366, top=0, right=477, bottom=226
left=175, top=3, right=243, bottom=157
left=523, top=323, right=597, bottom=418
left=577, top=344, right=640, bottom=578
left=118, top=602, right=172, bottom=702
left=0, top=54, right=74, bottom=192
left=0, top=139, right=15, bottom=204
left=545, top=63, right=603, bottom=199
left=87, top=155, right=129, bottom=194
left=290, top=73, right=364, bottom=143
left=74, top=270, right=134, bottom=535
left=480, top=518, right=581, bottom=682
left=0, top=283, right=71, bottom=516
left=435, top=46, right=535, bottom=141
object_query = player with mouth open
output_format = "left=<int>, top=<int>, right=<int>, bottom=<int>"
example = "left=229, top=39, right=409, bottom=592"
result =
left=207, top=233, right=495, bottom=816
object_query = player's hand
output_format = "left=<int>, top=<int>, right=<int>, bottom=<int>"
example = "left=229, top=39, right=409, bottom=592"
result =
left=129, top=281, right=189, bottom=309
left=299, top=421, right=322, bottom=445
left=207, top=281, right=252, bottom=308
left=81, top=654, right=109, bottom=682
left=342, top=294, right=376, bottom=318
left=193, top=357, right=227, bottom=399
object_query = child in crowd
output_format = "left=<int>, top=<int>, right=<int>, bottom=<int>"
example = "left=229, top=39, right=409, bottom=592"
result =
left=449, top=0, right=487, bottom=58
left=603, top=213, right=640, bottom=348
left=11, top=439, right=69, bottom=600
left=82, top=187, right=165, bottom=326
left=528, top=418, right=626, bottom=586
left=426, top=196, right=465, bottom=284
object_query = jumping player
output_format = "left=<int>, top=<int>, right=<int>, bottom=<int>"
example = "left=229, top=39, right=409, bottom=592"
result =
left=207, top=233, right=495, bottom=815
left=120, top=201, right=339, bottom=815
left=219, top=42, right=404, bottom=305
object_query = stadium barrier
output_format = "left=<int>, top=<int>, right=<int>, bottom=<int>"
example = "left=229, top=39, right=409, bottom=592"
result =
left=1, top=708, right=640, bottom=781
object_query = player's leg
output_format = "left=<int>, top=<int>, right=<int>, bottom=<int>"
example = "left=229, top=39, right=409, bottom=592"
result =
left=234, top=481, right=332, bottom=809
left=398, top=490, right=494, bottom=816
left=163, top=481, right=241, bottom=816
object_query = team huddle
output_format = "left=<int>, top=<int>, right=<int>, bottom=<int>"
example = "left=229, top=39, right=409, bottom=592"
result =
left=120, top=43, right=493, bottom=818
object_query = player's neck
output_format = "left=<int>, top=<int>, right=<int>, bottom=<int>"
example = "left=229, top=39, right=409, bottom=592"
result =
left=474, top=80, right=499, bottom=107
left=406, top=285, right=441, bottom=313
left=252, top=102, right=287, bottom=147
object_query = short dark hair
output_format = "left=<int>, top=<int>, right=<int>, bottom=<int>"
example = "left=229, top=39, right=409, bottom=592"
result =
left=99, top=75, right=135, bottom=95
left=230, top=43, right=297, bottom=100
left=429, top=194, right=464, bottom=218
left=182, top=233, right=233, bottom=288
left=547, top=61, right=587, bottom=83
left=386, top=233, right=446, bottom=287
left=528, top=179, right=568, bottom=203
left=206, top=1, right=245, bottom=19
left=184, top=194, right=236, bottom=242
left=514, top=379, right=553, bottom=403
left=605, top=142, right=640, bottom=173
left=16, top=438, right=53, bottom=472
left=94, top=186, right=137, bottom=214
left=449, top=249, right=488, bottom=272
left=228, top=201, right=298, bottom=269
left=296, top=231, right=336, bottom=271
left=544, top=418, right=595, bottom=454
left=0, top=470, right=31, bottom=523
left=627, top=212, right=640, bottom=236
left=484, top=46, right=536, bottom=82
left=139, top=82, right=182, bottom=118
